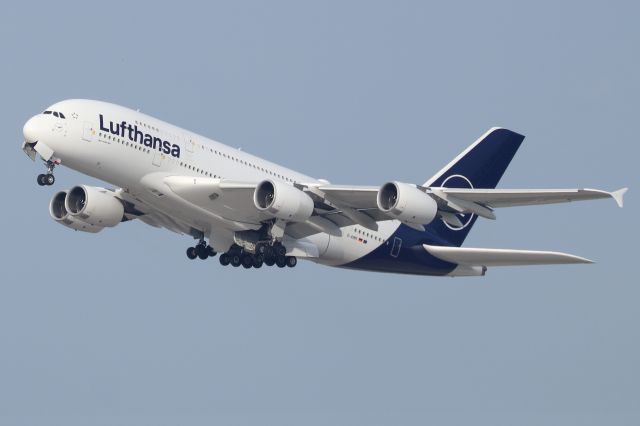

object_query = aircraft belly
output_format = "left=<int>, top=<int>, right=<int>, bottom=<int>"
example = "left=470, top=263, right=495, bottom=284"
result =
left=316, top=221, right=401, bottom=266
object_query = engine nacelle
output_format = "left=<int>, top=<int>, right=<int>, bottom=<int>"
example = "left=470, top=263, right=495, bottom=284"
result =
left=253, top=179, right=314, bottom=222
left=49, top=191, right=104, bottom=233
left=64, top=185, right=125, bottom=227
left=377, top=181, right=438, bottom=225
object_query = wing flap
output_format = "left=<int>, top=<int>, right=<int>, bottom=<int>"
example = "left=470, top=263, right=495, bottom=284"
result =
left=314, top=185, right=380, bottom=209
left=423, top=244, right=593, bottom=267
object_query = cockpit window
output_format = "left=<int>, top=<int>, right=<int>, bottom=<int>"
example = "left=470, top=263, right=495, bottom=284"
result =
left=43, top=110, right=66, bottom=119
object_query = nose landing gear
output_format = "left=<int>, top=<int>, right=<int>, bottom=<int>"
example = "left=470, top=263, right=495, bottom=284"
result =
left=37, top=160, right=57, bottom=186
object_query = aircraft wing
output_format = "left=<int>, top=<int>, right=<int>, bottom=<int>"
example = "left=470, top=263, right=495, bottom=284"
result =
left=139, top=173, right=628, bottom=239
left=428, top=187, right=627, bottom=210
left=306, top=185, right=627, bottom=226
left=158, top=176, right=388, bottom=231
left=152, top=176, right=376, bottom=236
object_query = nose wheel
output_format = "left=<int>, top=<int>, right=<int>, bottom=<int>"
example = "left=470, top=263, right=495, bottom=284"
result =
left=37, top=174, right=55, bottom=186
left=37, top=161, right=56, bottom=186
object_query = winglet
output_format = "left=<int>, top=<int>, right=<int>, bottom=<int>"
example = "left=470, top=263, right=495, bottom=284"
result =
left=611, top=187, right=628, bottom=208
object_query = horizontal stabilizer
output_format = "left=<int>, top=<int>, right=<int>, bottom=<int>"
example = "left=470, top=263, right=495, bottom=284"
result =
left=423, top=244, right=593, bottom=267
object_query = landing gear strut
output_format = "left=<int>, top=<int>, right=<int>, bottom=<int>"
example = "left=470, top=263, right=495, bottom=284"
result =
left=37, top=161, right=56, bottom=186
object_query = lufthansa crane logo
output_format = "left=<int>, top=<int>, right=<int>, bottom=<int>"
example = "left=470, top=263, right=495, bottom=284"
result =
left=441, top=174, right=475, bottom=231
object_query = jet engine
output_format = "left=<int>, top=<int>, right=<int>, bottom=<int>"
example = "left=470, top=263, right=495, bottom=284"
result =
left=49, top=191, right=104, bottom=233
left=377, top=181, right=438, bottom=225
left=253, top=179, right=314, bottom=222
left=64, top=185, right=125, bottom=227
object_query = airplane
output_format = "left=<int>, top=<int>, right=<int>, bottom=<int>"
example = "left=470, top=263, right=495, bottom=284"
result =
left=22, top=99, right=627, bottom=276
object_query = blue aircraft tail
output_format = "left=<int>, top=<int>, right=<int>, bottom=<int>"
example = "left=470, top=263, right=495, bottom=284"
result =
left=425, top=127, right=525, bottom=247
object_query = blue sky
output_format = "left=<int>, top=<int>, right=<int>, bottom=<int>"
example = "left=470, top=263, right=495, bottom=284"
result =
left=0, top=1, right=637, bottom=425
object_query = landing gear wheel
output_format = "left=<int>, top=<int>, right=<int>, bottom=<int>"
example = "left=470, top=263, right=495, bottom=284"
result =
left=275, top=245, right=287, bottom=257
left=186, top=247, right=197, bottom=259
left=196, top=244, right=208, bottom=260
left=231, top=254, right=242, bottom=267
left=264, top=256, right=276, bottom=267
left=38, top=161, right=57, bottom=186
left=241, top=254, right=253, bottom=269
left=207, top=246, right=216, bottom=257
left=253, top=254, right=264, bottom=268
left=286, top=256, right=297, bottom=268
left=265, top=246, right=275, bottom=258
left=219, top=253, right=230, bottom=266
left=276, top=255, right=287, bottom=268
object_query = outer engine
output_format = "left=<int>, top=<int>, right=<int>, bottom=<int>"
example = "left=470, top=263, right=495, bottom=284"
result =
left=253, top=179, right=314, bottom=222
left=49, top=191, right=104, bottom=233
left=64, top=185, right=125, bottom=227
left=377, top=181, right=438, bottom=225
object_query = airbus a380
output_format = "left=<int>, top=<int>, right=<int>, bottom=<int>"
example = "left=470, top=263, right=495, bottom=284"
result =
left=22, top=99, right=627, bottom=276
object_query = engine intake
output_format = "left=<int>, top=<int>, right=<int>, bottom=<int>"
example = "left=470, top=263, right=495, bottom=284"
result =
left=49, top=191, right=104, bottom=233
left=377, top=181, right=438, bottom=225
left=253, top=179, right=314, bottom=222
left=65, top=185, right=125, bottom=227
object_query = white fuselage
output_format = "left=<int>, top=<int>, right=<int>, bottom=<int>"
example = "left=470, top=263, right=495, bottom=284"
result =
left=25, top=99, right=400, bottom=268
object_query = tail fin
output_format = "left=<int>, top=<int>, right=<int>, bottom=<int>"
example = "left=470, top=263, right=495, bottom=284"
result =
left=426, top=127, right=525, bottom=246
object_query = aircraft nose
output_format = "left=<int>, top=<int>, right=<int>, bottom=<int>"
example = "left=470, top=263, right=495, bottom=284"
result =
left=23, top=115, right=41, bottom=143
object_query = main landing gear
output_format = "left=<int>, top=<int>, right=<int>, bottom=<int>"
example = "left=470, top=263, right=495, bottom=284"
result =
left=37, top=161, right=56, bottom=186
left=185, top=232, right=297, bottom=270
left=186, top=240, right=216, bottom=260
left=218, top=242, right=297, bottom=269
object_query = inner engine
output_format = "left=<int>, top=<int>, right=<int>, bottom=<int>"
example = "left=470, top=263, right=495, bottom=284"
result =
left=253, top=179, right=314, bottom=222
left=377, top=181, right=438, bottom=225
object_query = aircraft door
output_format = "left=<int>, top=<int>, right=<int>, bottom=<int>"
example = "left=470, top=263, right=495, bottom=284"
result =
left=82, top=122, right=95, bottom=142
left=152, top=151, right=165, bottom=167
left=390, top=237, right=402, bottom=258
